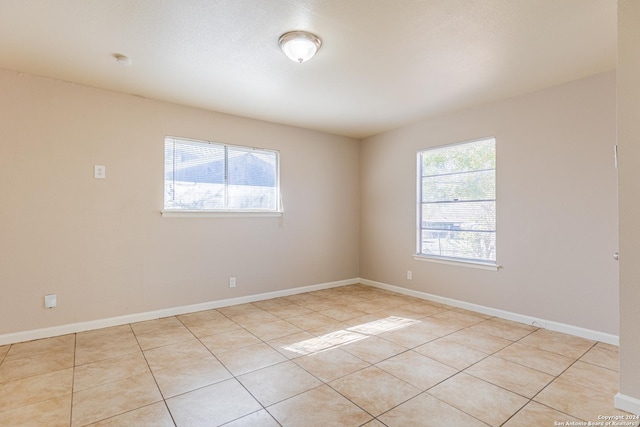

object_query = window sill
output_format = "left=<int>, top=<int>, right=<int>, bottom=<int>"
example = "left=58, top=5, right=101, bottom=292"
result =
left=161, top=210, right=283, bottom=218
left=413, top=255, right=500, bottom=271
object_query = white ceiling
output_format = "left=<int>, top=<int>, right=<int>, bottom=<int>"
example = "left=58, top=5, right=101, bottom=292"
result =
left=0, top=0, right=616, bottom=138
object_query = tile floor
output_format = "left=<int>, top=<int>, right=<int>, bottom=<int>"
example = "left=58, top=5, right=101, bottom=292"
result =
left=0, top=284, right=637, bottom=426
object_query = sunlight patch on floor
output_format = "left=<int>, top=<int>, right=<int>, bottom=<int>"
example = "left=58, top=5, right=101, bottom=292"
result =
left=283, top=316, right=420, bottom=356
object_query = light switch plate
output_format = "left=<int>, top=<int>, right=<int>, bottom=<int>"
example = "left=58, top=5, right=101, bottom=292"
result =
left=94, top=165, right=106, bottom=179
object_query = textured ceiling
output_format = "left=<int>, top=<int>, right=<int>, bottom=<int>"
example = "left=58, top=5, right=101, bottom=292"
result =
left=0, top=0, right=616, bottom=138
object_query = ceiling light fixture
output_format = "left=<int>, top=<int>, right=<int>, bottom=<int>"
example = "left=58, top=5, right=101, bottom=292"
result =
left=278, top=31, right=322, bottom=63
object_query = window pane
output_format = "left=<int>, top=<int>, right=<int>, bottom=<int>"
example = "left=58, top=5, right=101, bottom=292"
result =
left=422, top=169, right=495, bottom=202
left=421, top=229, right=496, bottom=261
left=227, top=147, right=277, bottom=210
left=422, top=201, right=495, bottom=231
left=164, top=137, right=280, bottom=212
left=421, top=138, right=495, bottom=176
left=164, top=139, right=225, bottom=210
left=418, top=137, right=496, bottom=263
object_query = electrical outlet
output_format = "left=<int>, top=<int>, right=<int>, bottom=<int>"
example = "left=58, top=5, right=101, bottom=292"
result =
left=406, top=270, right=413, bottom=280
left=44, top=294, right=57, bottom=308
left=229, top=277, right=236, bottom=288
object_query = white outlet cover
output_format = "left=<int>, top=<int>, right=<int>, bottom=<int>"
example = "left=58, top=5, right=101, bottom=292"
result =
left=44, top=294, right=57, bottom=308
left=94, top=165, right=106, bottom=179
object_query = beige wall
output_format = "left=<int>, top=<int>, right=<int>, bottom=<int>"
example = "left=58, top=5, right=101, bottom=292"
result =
left=361, top=71, right=618, bottom=335
left=0, top=69, right=360, bottom=336
left=617, top=0, right=640, bottom=408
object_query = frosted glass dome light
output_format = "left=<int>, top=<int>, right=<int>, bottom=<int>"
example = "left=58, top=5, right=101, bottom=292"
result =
left=279, top=31, right=322, bottom=63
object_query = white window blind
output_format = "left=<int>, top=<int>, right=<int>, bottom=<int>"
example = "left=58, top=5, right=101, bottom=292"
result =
left=164, top=137, right=280, bottom=212
left=418, top=138, right=496, bottom=264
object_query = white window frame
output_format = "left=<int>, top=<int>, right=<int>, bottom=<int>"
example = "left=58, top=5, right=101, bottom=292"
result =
left=162, top=136, right=282, bottom=217
left=415, top=137, right=497, bottom=270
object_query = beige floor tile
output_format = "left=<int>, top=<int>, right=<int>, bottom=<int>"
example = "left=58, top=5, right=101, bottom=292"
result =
left=177, top=308, right=225, bottom=326
left=535, top=378, right=632, bottom=422
left=282, top=293, right=318, bottom=304
left=5, top=335, right=75, bottom=361
left=294, top=348, right=370, bottom=382
left=267, top=331, right=317, bottom=359
left=286, top=312, right=343, bottom=331
left=376, top=350, right=457, bottom=390
left=71, top=372, right=162, bottom=426
left=465, top=356, right=554, bottom=398
left=431, top=309, right=488, bottom=327
left=0, top=348, right=74, bottom=384
left=414, top=337, right=489, bottom=370
left=251, top=297, right=294, bottom=310
left=265, top=304, right=313, bottom=319
left=493, top=342, right=575, bottom=376
left=346, top=315, right=420, bottom=336
left=166, top=378, right=261, bottom=426
left=87, top=402, right=174, bottom=426
left=77, top=325, right=132, bottom=340
left=243, top=319, right=304, bottom=341
left=216, top=342, right=287, bottom=376
left=399, top=302, right=448, bottom=316
left=362, top=420, right=388, bottom=427
left=223, top=409, right=280, bottom=427
left=329, top=366, right=421, bottom=416
left=181, top=316, right=242, bottom=338
left=268, top=384, right=372, bottom=427
left=428, top=373, right=528, bottom=426
left=349, top=299, right=391, bottom=314
left=218, top=303, right=265, bottom=317
left=199, top=328, right=261, bottom=355
left=502, top=401, right=583, bottom=427
left=0, top=394, right=71, bottom=427
left=343, top=314, right=391, bottom=329
left=228, top=310, right=280, bottom=327
left=319, top=305, right=369, bottom=322
left=0, top=368, right=73, bottom=413
left=559, top=360, right=619, bottom=396
left=596, top=342, right=618, bottom=352
left=452, top=308, right=493, bottom=319
left=405, top=317, right=462, bottom=337
left=341, top=335, right=407, bottom=364
left=519, top=328, right=595, bottom=359
left=0, top=345, right=9, bottom=360
left=130, top=316, right=183, bottom=335
left=294, top=299, right=338, bottom=312
left=376, top=321, right=440, bottom=349
left=145, top=340, right=232, bottom=398
left=468, top=318, right=537, bottom=341
left=75, top=329, right=140, bottom=366
left=446, top=330, right=512, bottom=354
left=134, top=324, right=196, bottom=351
left=377, top=306, right=441, bottom=321
left=304, top=328, right=367, bottom=351
left=238, top=361, right=322, bottom=406
left=580, top=345, right=619, bottom=371
left=379, top=394, right=490, bottom=427
left=73, top=351, right=150, bottom=392
left=306, top=322, right=351, bottom=337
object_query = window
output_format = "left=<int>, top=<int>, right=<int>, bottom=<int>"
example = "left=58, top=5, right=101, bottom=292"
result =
left=164, top=137, right=280, bottom=213
left=417, top=137, right=496, bottom=265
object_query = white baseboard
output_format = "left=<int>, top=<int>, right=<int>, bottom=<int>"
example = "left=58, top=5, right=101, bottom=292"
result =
left=0, top=278, right=359, bottom=346
left=359, top=278, right=619, bottom=346
left=616, top=393, right=640, bottom=415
